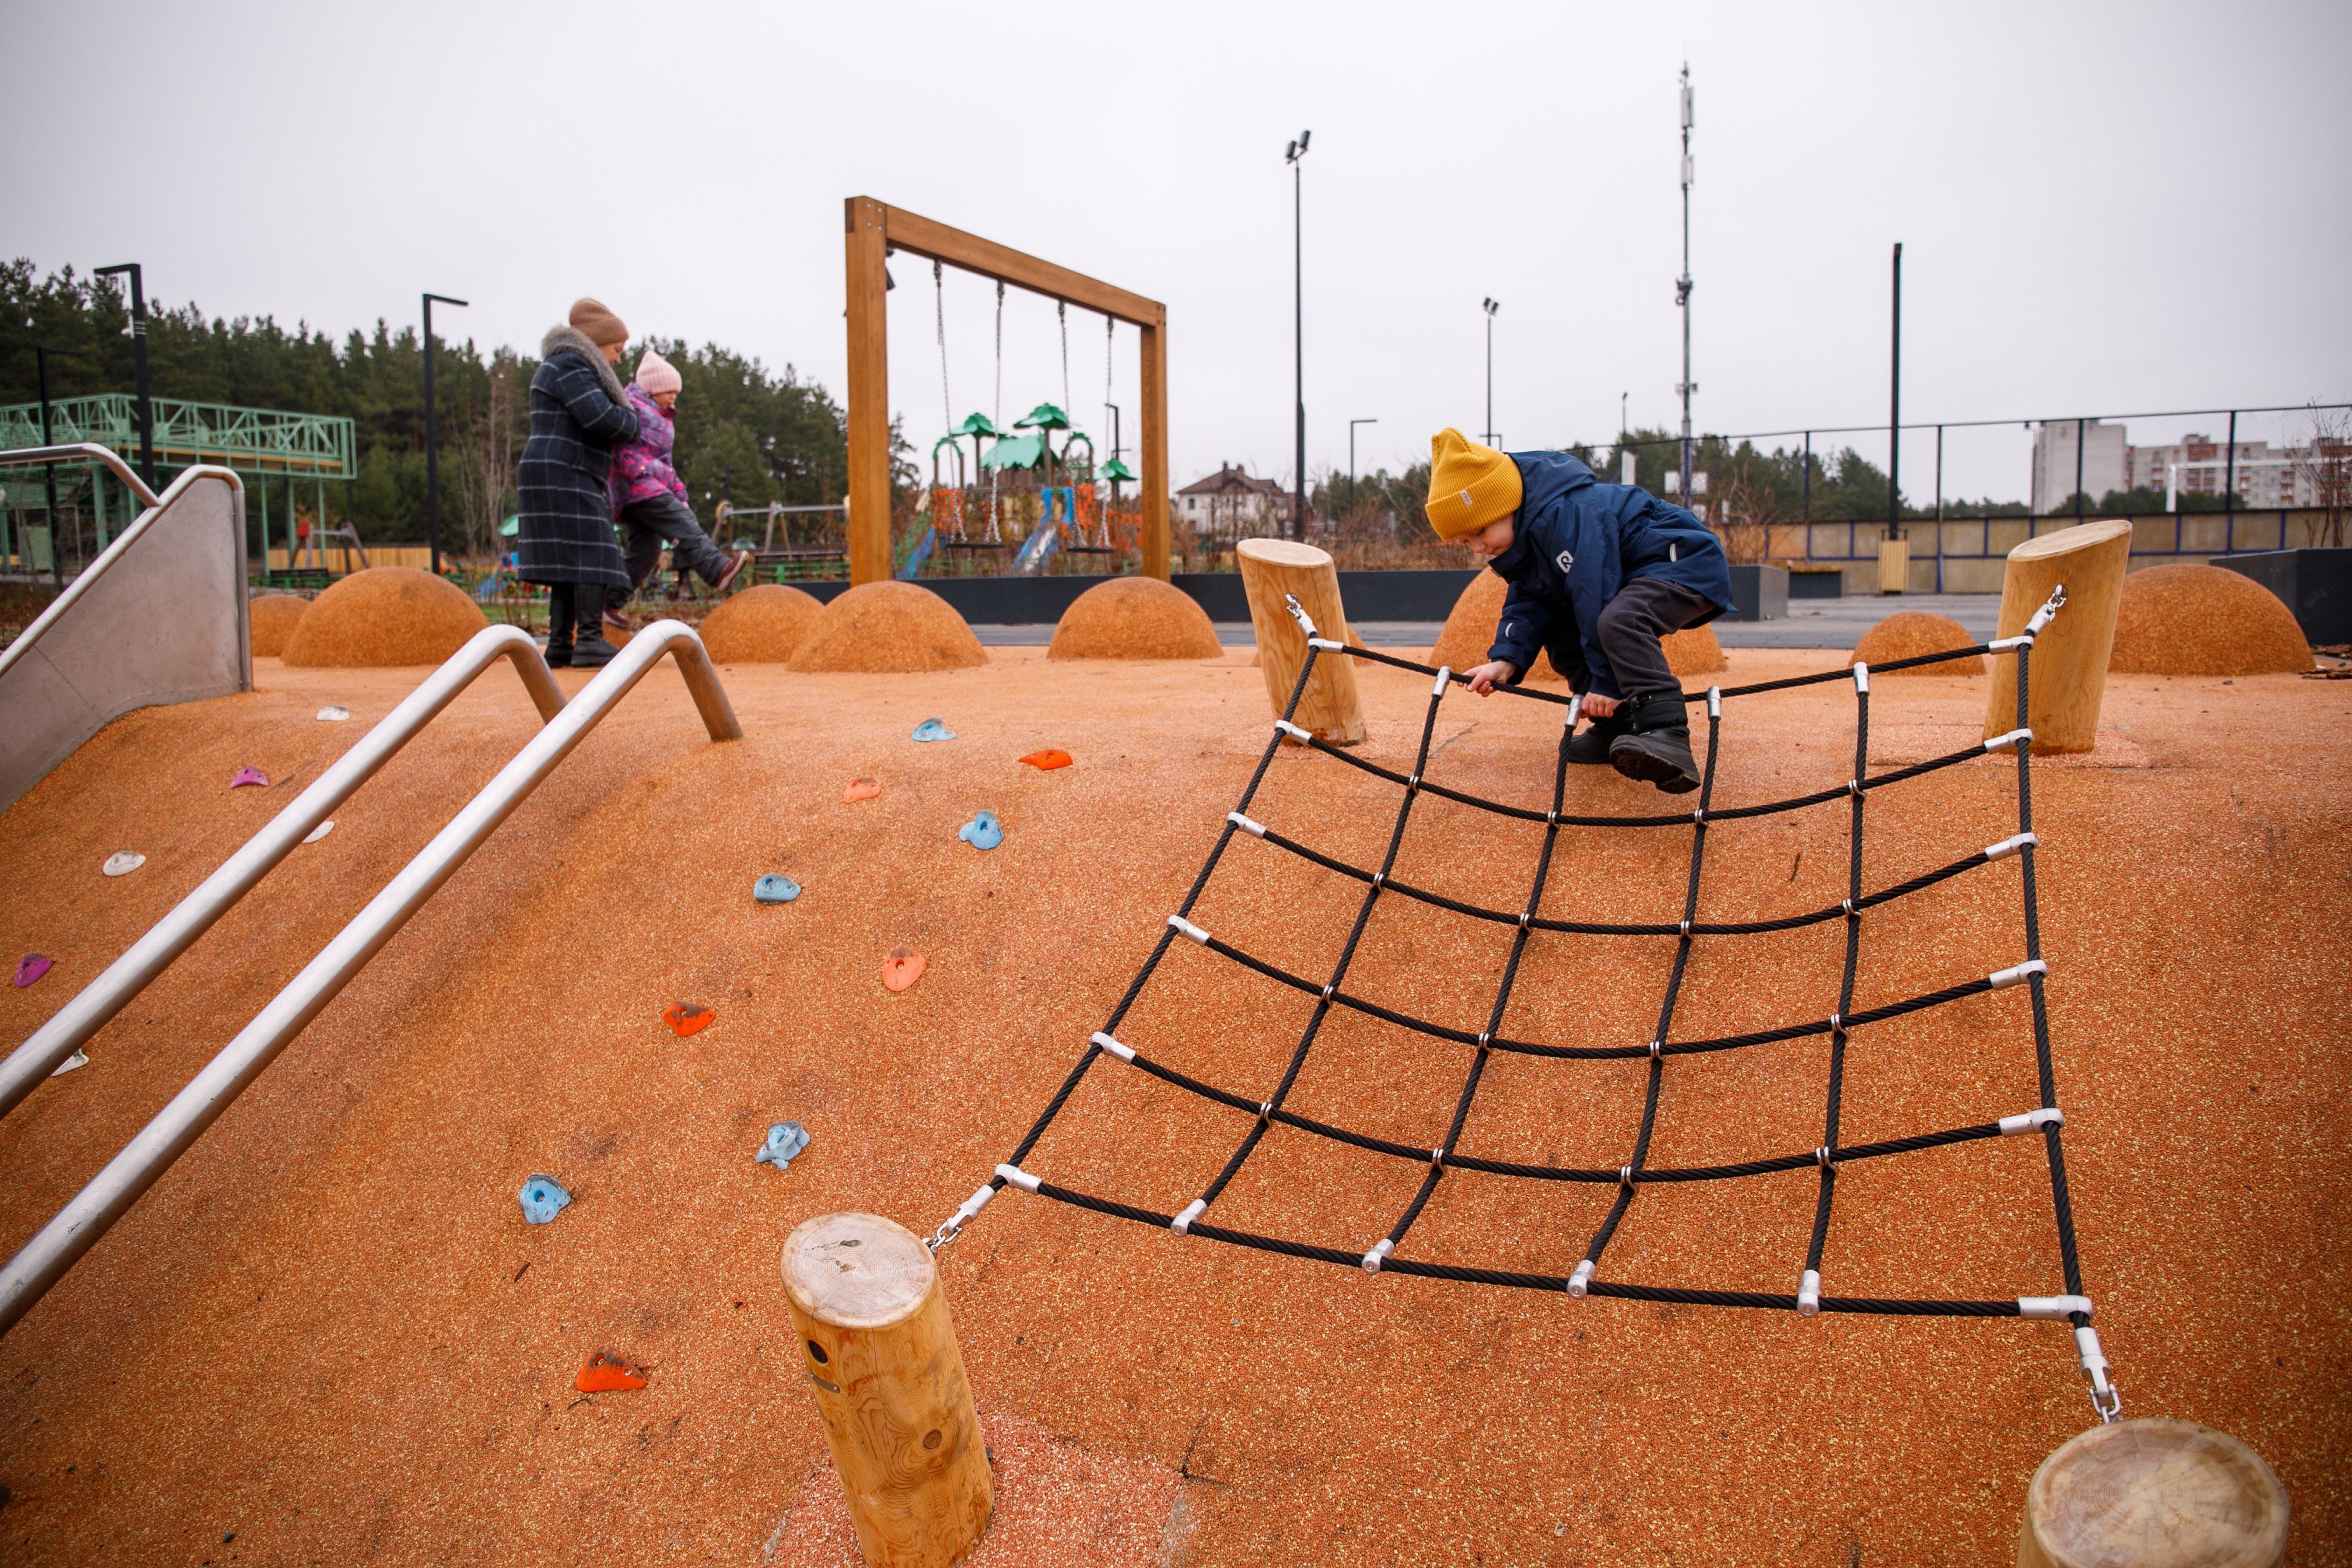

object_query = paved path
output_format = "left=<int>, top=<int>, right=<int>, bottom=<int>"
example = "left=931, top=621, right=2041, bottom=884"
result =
left=971, top=595, right=2004, bottom=650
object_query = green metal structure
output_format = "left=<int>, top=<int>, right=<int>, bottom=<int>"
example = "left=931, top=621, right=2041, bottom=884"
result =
left=0, top=394, right=356, bottom=579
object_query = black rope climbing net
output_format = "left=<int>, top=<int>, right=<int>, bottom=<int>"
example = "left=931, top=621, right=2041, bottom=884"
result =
left=934, top=587, right=2119, bottom=1418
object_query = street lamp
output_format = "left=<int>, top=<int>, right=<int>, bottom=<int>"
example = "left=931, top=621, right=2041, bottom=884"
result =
left=36, top=346, right=82, bottom=587
left=1349, top=418, right=1377, bottom=492
left=1481, top=299, right=1500, bottom=447
left=1674, top=63, right=1697, bottom=505
left=93, top=264, right=153, bottom=489
left=423, top=292, right=469, bottom=577
left=1285, top=128, right=1311, bottom=541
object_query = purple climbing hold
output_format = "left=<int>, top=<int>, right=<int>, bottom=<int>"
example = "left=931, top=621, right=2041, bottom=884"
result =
left=14, top=955, right=52, bottom=989
left=229, top=766, right=270, bottom=789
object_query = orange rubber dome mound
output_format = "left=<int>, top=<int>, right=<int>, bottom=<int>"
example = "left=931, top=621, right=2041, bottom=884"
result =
left=280, top=567, right=488, bottom=667
left=1430, top=569, right=1726, bottom=681
left=246, top=593, right=310, bottom=659
left=2110, top=564, right=2311, bottom=676
left=1852, top=611, right=1982, bottom=676
left=785, top=580, right=988, bottom=673
left=1048, top=576, right=1223, bottom=660
left=698, top=583, right=823, bottom=663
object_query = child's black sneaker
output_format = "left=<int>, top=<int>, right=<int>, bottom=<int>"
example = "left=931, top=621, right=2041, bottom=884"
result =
left=1564, top=711, right=1632, bottom=765
left=1607, top=694, right=1700, bottom=794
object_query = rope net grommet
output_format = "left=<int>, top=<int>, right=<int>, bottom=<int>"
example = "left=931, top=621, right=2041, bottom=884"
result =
left=1853, top=662, right=1871, bottom=694
left=1678, top=918, right=1692, bottom=936
left=1320, top=982, right=1335, bottom=1000
left=2019, top=1294, right=2095, bottom=1321
left=1814, top=1146, right=1833, bottom=1167
left=1371, top=870, right=1387, bottom=888
left=1706, top=687, right=1722, bottom=718
left=1226, top=811, right=1268, bottom=838
left=1999, top=1106, right=2065, bottom=1135
left=1090, top=1031, right=1136, bottom=1063
left=1847, top=778, right=1863, bottom=797
left=994, top=1163, right=1041, bottom=1193
left=1985, top=831, right=2039, bottom=861
left=1432, top=666, right=1453, bottom=697
left=1258, top=1101, right=1275, bottom=1122
left=1361, top=1238, right=1394, bottom=1276
left=1567, top=1260, right=1594, bottom=1298
left=1171, top=1198, right=1207, bottom=1235
left=1477, top=1031, right=1492, bottom=1049
left=1167, top=915, right=1211, bottom=946
left=1798, top=1268, right=1823, bottom=1317
left=1990, top=958, right=2049, bottom=990
left=1307, top=636, right=1345, bottom=653
left=1985, top=727, right=2034, bottom=754
left=1647, top=1039, right=1662, bottom=1058
left=1274, top=719, right=1312, bottom=743
left=1430, top=1147, right=1447, bottom=1168
left=1618, top=1165, right=1635, bottom=1188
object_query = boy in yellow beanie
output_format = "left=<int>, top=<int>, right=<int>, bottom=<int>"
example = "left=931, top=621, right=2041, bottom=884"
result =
left=1426, top=428, right=1733, bottom=793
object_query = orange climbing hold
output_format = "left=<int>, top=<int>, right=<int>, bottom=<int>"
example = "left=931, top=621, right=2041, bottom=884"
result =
left=663, top=1002, right=715, bottom=1037
left=575, top=1349, right=649, bottom=1392
left=1019, top=750, right=1073, bottom=771
left=844, top=777, right=881, bottom=803
left=882, top=947, right=926, bottom=993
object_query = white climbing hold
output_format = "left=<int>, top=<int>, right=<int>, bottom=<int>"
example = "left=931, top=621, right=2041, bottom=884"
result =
left=316, top=705, right=350, bottom=722
left=303, top=820, right=335, bottom=845
left=49, top=1049, right=88, bottom=1077
left=103, top=852, right=145, bottom=877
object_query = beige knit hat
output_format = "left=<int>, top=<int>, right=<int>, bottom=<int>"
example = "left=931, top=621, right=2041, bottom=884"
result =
left=569, top=297, right=629, bottom=347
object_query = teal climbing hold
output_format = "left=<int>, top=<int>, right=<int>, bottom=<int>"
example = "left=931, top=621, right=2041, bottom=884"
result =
left=755, top=874, right=802, bottom=904
left=754, top=1121, right=810, bottom=1171
left=911, top=718, right=956, bottom=742
left=519, top=1173, right=572, bottom=1224
left=958, top=810, right=1003, bottom=850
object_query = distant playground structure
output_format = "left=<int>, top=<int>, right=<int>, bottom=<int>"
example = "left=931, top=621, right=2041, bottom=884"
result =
left=841, top=198, right=1168, bottom=586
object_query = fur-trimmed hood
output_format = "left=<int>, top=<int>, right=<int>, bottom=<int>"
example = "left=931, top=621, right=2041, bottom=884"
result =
left=540, top=324, right=627, bottom=405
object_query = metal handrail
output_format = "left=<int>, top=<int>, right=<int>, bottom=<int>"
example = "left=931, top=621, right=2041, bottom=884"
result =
left=0, top=620, right=741, bottom=1336
left=0, top=447, right=234, bottom=688
left=0, top=624, right=566, bottom=1122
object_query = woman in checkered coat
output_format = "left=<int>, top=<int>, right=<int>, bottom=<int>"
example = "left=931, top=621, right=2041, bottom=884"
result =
left=517, top=298, right=639, bottom=667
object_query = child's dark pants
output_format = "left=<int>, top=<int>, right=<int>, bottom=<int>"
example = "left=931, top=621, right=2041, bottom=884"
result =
left=1539, top=578, right=1718, bottom=700
left=610, top=494, right=734, bottom=609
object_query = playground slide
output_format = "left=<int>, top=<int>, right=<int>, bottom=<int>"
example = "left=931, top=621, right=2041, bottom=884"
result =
left=1011, top=515, right=1060, bottom=576
left=0, top=447, right=249, bottom=813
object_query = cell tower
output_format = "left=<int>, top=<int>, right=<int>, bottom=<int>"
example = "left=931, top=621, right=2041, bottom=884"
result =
left=1675, top=63, right=1696, bottom=503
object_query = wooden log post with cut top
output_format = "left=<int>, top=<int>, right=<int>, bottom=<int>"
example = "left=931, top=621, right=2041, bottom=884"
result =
left=1983, top=518, right=2133, bottom=752
left=1237, top=537, right=1365, bottom=745
left=781, top=1213, right=992, bottom=1567
left=2017, top=1418, right=2288, bottom=1568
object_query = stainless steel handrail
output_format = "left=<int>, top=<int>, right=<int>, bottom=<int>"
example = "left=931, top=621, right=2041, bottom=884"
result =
left=0, top=448, right=237, bottom=687
left=0, top=620, right=739, bottom=1336
left=0, top=624, right=566, bottom=1122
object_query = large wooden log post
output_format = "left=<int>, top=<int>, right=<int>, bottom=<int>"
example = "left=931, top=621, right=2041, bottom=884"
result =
left=1984, top=518, right=2133, bottom=753
left=844, top=198, right=894, bottom=586
left=782, top=1213, right=992, bottom=1567
left=2018, top=1418, right=2288, bottom=1568
left=1139, top=317, right=1169, bottom=581
left=1237, top=537, right=1364, bottom=744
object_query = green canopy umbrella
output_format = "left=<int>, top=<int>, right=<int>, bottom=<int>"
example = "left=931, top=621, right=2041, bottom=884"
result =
left=981, top=432, right=1047, bottom=470
left=1100, top=457, right=1136, bottom=483
left=1013, top=403, right=1070, bottom=431
left=953, top=412, right=1000, bottom=438
left=499, top=514, right=520, bottom=538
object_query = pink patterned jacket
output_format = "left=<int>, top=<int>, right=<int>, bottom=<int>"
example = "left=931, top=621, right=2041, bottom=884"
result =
left=609, top=382, right=688, bottom=513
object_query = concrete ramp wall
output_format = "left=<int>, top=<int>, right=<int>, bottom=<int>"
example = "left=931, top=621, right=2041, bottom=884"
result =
left=0, top=468, right=248, bottom=812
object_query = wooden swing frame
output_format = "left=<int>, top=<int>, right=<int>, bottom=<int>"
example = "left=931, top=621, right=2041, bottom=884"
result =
left=844, top=197, right=1168, bottom=584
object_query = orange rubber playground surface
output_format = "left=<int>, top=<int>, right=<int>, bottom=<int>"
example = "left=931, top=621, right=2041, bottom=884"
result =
left=0, top=645, right=2344, bottom=1565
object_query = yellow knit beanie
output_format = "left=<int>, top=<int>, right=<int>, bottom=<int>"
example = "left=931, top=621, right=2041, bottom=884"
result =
left=1424, top=428, right=1522, bottom=540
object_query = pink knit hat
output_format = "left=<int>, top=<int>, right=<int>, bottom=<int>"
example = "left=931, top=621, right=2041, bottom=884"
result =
left=635, top=349, right=682, bottom=397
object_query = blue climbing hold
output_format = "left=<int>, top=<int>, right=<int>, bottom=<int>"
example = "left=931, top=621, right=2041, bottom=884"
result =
left=519, top=1173, right=572, bottom=1224
left=755, top=874, right=802, bottom=904
left=958, top=810, right=1003, bottom=850
left=755, top=1121, right=811, bottom=1171
left=911, top=718, right=956, bottom=743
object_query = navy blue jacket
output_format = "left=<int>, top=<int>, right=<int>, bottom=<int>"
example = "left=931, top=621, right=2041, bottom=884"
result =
left=1485, top=451, right=1735, bottom=697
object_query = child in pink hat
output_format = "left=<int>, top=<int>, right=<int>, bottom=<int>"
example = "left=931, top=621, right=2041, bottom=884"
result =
left=605, top=348, right=749, bottom=627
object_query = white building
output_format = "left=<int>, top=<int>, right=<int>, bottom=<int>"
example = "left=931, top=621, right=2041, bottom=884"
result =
left=2125, top=436, right=2313, bottom=510
left=1176, top=463, right=1290, bottom=540
left=2030, top=421, right=2127, bottom=514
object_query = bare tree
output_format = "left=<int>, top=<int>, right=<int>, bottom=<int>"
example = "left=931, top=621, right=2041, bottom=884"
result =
left=1709, top=472, right=1778, bottom=564
left=2292, top=404, right=2351, bottom=548
left=451, top=352, right=522, bottom=561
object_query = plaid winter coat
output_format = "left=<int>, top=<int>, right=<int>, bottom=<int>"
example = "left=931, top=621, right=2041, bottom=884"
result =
left=516, top=326, right=639, bottom=587
left=610, top=382, right=689, bottom=513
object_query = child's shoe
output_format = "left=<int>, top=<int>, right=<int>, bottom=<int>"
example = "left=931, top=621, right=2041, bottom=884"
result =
left=1607, top=695, right=1700, bottom=794
left=1564, top=712, right=1632, bottom=765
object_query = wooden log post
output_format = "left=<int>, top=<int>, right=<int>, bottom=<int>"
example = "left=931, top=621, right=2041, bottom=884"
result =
left=1984, top=518, right=2133, bottom=753
left=1237, top=537, right=1364, bottom=745
left=2018, top=1418, right=2288, bottom=1568
left=781, top=1213, right=992, bottom=1568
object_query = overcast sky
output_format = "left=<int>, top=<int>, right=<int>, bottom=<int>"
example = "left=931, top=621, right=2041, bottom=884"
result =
left=5, top=0, right=2346, bottom=502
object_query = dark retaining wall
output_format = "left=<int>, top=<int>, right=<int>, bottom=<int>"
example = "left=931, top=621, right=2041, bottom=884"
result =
left=2211, top=548, right=2351, bottom=644
left=797, top=570, right=1480, bottom=624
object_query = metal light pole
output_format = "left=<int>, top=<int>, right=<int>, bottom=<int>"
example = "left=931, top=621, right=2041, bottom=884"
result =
left=1349, top=418, right=1377, bottom=492
left=1286, top=129, right=1311, bottom=541
left=422, top=292, right=468, bottom=576
left=1888, top=242, right=1902, bottom=534
left=1481, top=299, right=1500, bottom=447
left=36, top=346, right=82, bottom=587
left=1675, top=65, right=1696, bottom=504
left=94, top=264, right=153, bottom=489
